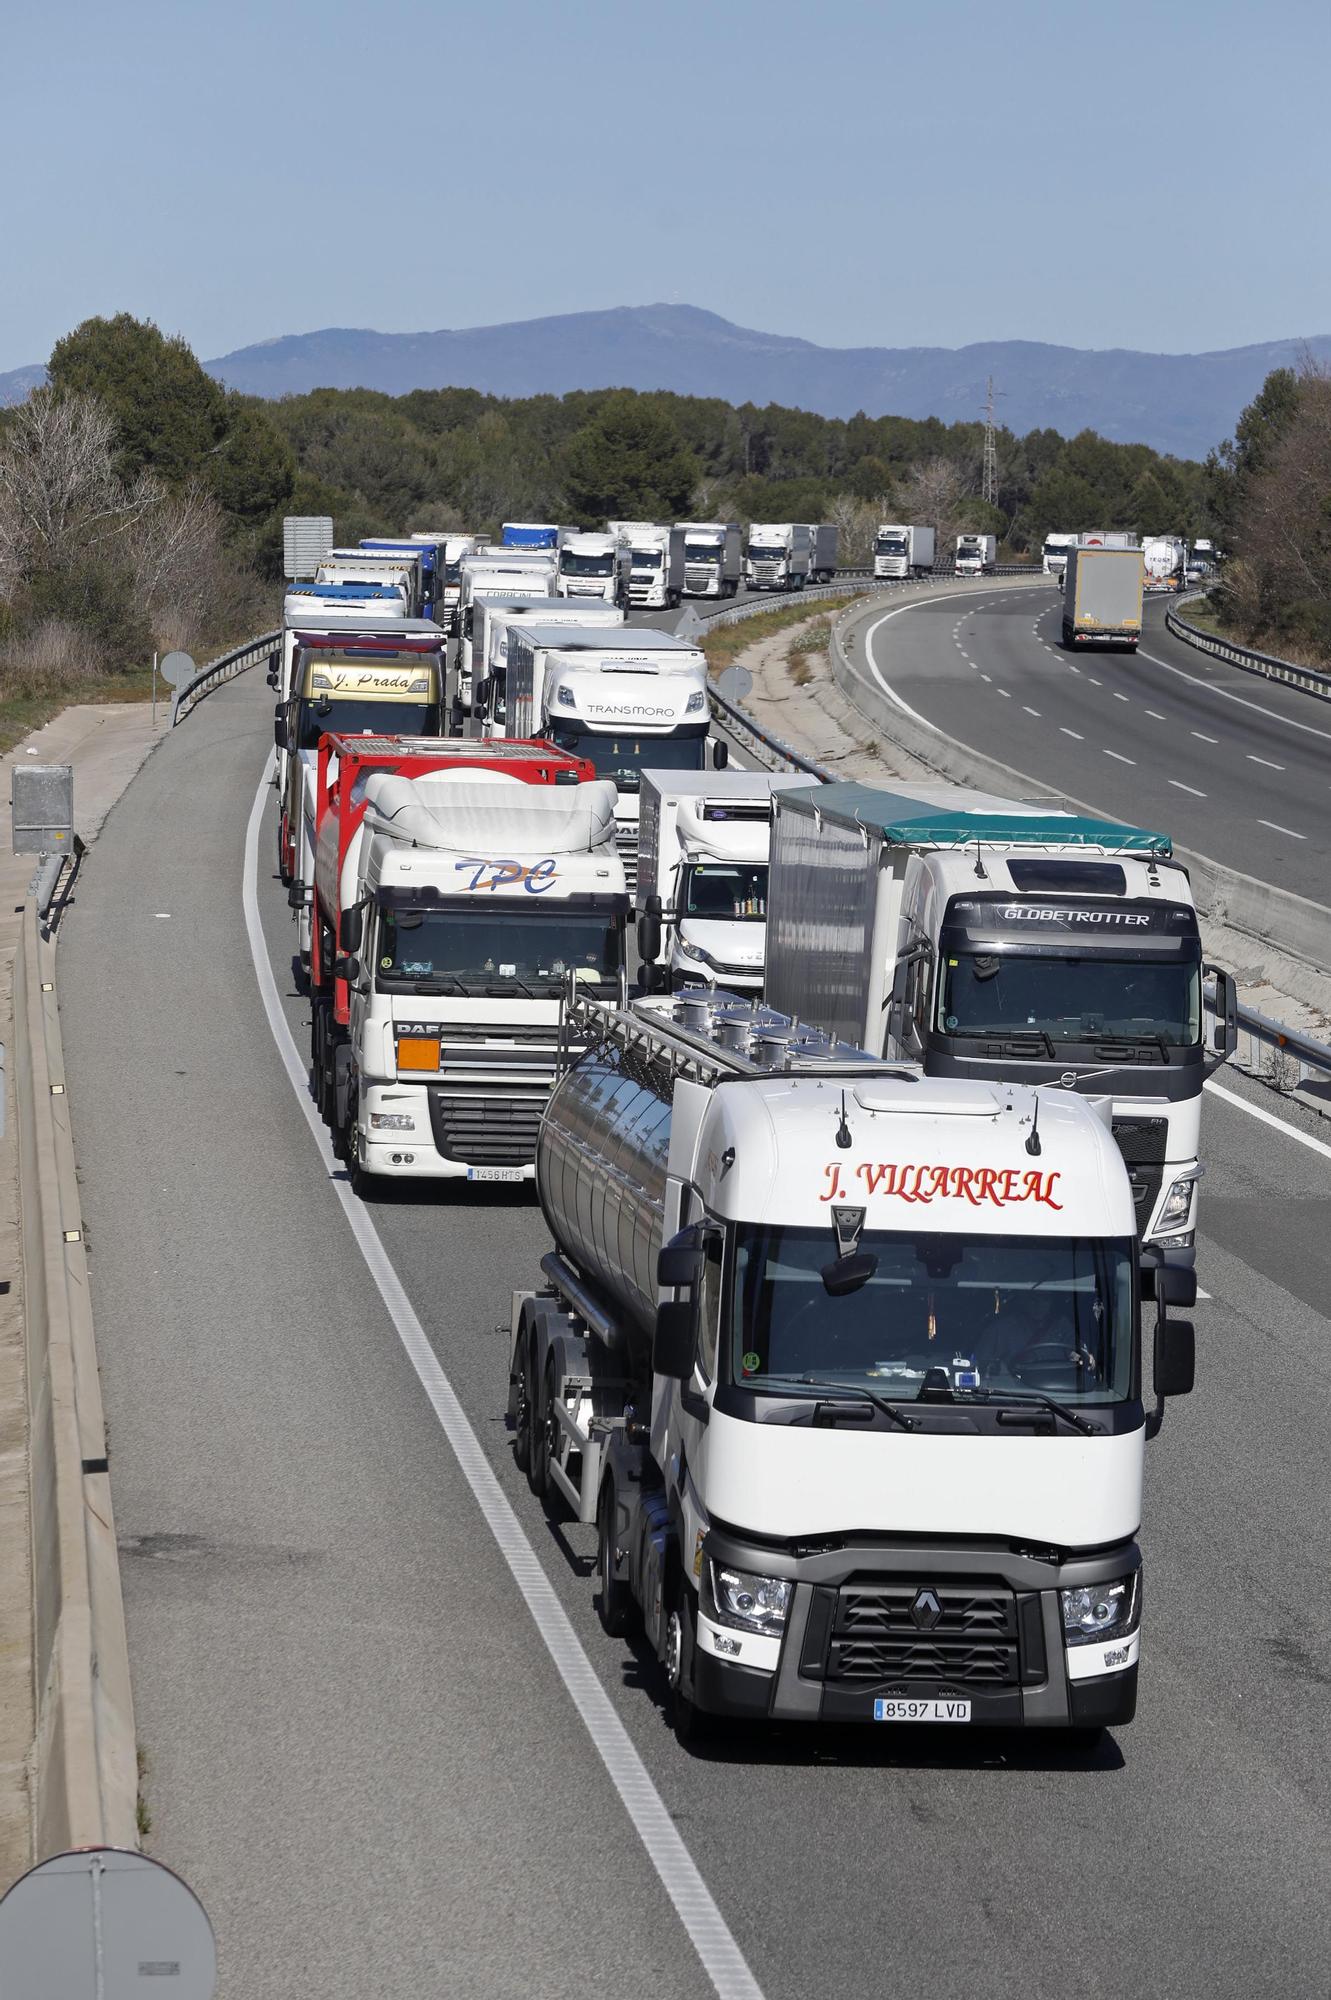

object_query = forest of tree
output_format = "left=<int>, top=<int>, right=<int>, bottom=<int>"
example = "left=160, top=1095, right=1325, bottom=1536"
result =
left=1, top=312, right=1224, bottom=694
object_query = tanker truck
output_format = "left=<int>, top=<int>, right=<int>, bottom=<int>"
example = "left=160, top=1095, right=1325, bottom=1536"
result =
left=510, top=985, right=1196, bottom=1743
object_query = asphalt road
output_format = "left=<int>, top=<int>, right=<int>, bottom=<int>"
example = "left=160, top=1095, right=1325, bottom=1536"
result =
left=860, top=586, right=1331, bottom=903
left=55, top=659, right=1331, bottom=1999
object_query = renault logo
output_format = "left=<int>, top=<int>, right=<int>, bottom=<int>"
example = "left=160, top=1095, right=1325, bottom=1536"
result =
left=911, top=1588, right=942, bottom=1631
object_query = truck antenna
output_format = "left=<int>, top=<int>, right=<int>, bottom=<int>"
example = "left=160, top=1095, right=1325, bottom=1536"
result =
left=973, top=840, right=988, bottom=880
left=836, top=1090, right=853, bottom=1149
left=1025, top=1091, right=1042, bottom=1157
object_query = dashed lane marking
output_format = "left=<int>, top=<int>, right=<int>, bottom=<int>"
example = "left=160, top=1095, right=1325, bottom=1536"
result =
left=1191, top=731, right=1218, bottom=743
left=1257, top=819, right=1306, bottom=840
left=1060, top=727, right=1084, bottom=740
left=1103, top=749, right=1135, bottom=763
left=1247, top=754, right=1285, bottom=770
left=1169, top=780, right=1207, bottom=796
left=1023, top=706, right=1041, bottom=717
left=1138, top=647, right=1331, bottom=744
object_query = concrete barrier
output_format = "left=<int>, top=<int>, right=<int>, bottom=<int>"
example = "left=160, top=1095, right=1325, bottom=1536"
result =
left=829, top=590, right=1331, bottom=976
left=14, top=897, right=137, bottom=1856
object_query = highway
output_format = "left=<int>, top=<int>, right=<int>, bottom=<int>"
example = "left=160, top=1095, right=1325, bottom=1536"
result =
left=58, top=657, right=1331, bottom=1996
left=859, top=584, right=1331, bottom=903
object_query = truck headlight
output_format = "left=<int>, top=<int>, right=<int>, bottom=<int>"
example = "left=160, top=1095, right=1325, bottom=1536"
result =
left=1159, top=1177, right=1195, bottom=1227
left=685, top=689, right=706, bottom=714
left=554, top=683, right=576, bottom=707
left=370, top=1111, right=415, bottom=1132
left=706, top=1560, right=792, bottom=1637
left=1060, top=1571, right=1140, bottom=1646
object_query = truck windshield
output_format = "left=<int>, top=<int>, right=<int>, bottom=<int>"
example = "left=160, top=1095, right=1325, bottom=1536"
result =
left=937, top=953, right=1201, bottom=1048
left=560, top=552, right=615, bottom=576
left=748, top=546, right=784, bottom=561
left=876, top=537, right=907, bottom=555
left=296, top=697, right=439, bottom=748
left=376, top=907, right=621, bottom=996
left=683, top=862, right=767, bottom=920
left=547, top=725, right=708, bottom=790
left=684, top=543, right=720, bottom=563
left=731, top=1226, right=1135, bottom=1405
left=631, top=551, right=663, bottom=569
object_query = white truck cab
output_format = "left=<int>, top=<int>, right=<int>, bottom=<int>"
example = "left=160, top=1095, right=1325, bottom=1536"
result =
left=606, top=522, right=685, bottom=610
left=476, top=599, right=624, bottom=738
left=678, top=522, right=742, bottom=598
left=745, top=523, right=812, bottom=592
left=557, top=531, right=631, bottom=605
left=635, top=770, right=810, bottom=994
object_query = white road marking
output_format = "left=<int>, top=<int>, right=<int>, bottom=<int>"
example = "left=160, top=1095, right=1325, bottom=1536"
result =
left=1103, top=749, right=1135, bottom=763
left=243, top=763, right=765, bottom=2000
left=1146, top=710, right=1166, bottom=720
left=980, top=673, right=992, bottom=683
left=1087, top=677, right=1102, bottom=686
left=1169, top=779, right=1207, bottom=797
left=997, top=687, right=1011, bottom=697
left=1113, top=691, right=1130, bottom=702
left=1205, top=1079, right=1331, bottom=1164
left=856, top=584, right=1046, bottom=735
left=1067, top=664, right=1081, bottom=675
left=1191, top=730, right=1218, bottom=743
left=1246, top=754, right=1285, bottom=770
left=1139, top=647, right=1331, bottom=744
left=1060, top=727, right=1084, bottom=740
left=1257, top=818, right=1306, bottom=840
left=1023, top=706, right=1041, bottom=717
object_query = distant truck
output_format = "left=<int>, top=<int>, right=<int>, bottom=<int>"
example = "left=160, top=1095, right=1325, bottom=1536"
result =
left=477, top=598, right=623, bottom=737
left=1141, top=536, right=1187, bottom=588
left=1041, top=532, right=1078, bottom=578
left=435, top=533, right=485, bottom=634
left=317, top=549, right=425, bottom=617
left=360, top=537, right=442, bottom=616
left=873, top=523, right=935, bottom=579
left=1079, top=531, right=1139, bottom=551
left=1062, top=546, right=1144, bottom=649
left=745, top=523, right=811, bottom=592
left=804, top=521, right=839, bottom=582
left=678, top=522, right=742, bottom=599
left=634, top=769, right=810, bottom=993
left=456, top=550, right=560, bottom=715
left=557, top=531, right=632, bottom=606
left=270, top=593, right=410, bottom=826
left=607, top=522, right=685, bottom=610
left=764, top=779, right=1236, bottom=1283
left=309, top=738, right=626, bottom=1188
left=954, top=533, right=997, bottom=576
left=504, top=623, right=727, bottom=890
left=502, top=522, right=572, bottom=551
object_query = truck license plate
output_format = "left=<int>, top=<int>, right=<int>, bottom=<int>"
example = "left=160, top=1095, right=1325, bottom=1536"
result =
left=873, top=1698, right=971, bottom=1723
left=467, top=1165, right=525, bottom=1183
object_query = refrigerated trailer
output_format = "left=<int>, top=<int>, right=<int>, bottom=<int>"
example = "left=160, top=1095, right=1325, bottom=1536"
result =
left=1062, top=546, right=1144, bottom=648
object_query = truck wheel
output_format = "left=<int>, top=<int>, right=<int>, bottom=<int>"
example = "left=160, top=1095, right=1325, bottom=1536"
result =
left=311, top=1008, right=326, bottom=1116
left=597, top=1486, right=632, bottom=1636
left=512, top=1333, right=535, bottom=1476
left=1061, top=623, right=1075, bottom=648
left=527, top=1354, right=554, bottom=1501
left=665, top=1577, right=711, bottom=1747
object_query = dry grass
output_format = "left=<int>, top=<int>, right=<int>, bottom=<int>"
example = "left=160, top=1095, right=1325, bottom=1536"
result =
left=701, top=594, right=862, bottom=675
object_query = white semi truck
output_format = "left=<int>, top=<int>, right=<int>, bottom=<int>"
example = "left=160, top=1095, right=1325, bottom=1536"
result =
left=745, top=523, right=811, bottom=592
left=456, top=550, right=560, bottom=714
left=316, top=549, right=425, bottom=616
left=634, top=769, right=810, bottom=994
left=476, top=599, right=624, bottom=737
left=873, top=524, right=936, bottom=579
left=435, top=533, right=485, bottom=634
left=557, top=531, right=632, bottom=606
left=606, top=522, right=685, bottom=610
left=1041, top=533, right=1079, bottom=578
left=804, top=522, right=838, bottom=583
left=1062, top=546, right=1144, bottom=649
left=1141, top=536, right=1187, bottom=588
left=511, top=984, right=1195, bottom=1741
left=322, top=767, right=628, bottom=1187
left=270, top=592, right=410, bottom=821
left=955, top=533, right=998, bottom=576
left=504, top=624, right=727, bottom=890
left=678, top=522, right=743, bottom=599
left=764, top=781, right=1237, bottom=1287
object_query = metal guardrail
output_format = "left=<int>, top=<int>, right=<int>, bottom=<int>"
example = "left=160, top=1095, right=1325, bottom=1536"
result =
left=1167, top=594, right=1331, bottom=702
left=708, top=589, right=1331, bottom=1089
left=171, top=628, right=280, bottom=725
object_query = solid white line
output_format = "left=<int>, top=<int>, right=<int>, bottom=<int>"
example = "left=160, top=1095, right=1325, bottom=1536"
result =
left=1191, top=731, right=1218, bottom=743
left=242, top=762, right=765, bottom=2000
left=1205, top=1079, right=1331, bottom=1163
left=1103, top=748, right=1135, bottom=763
left=1023, top=706, right=1041, bottom=717
left=1169, top=779, right=1207, bottom=797
left=1139, top=647, right=1331, bottom=744
left=1246, top=754, right=1285, bottom=770
left=1257, top=818, right=1306, bottom=840
left=1060, top=727, right=1084, bottom=740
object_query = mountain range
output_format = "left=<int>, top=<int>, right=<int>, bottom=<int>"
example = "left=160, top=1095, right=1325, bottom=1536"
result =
left=4, top=305, right=1328, bottom=460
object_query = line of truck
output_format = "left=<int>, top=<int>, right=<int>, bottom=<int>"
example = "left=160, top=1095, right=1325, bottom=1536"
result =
left=262, top=513, right=1234, bottom=1749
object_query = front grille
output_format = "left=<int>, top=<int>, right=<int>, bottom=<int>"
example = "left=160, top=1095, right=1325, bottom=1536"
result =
left=427, top=1090, right=547, bottom=1167
left=615, top=827, right=638, bottom=894
left=823, top=1580, right=1019, bottom=1688
left=1112, top=1115, right=1168, bottom=1225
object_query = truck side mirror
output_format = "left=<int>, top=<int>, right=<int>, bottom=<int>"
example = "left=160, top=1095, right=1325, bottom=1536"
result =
left=1155, top=1312, right=1195, bottom=1396
left=273, top=705, right=287, bottom=751
left=658, top=1231, right=704, bottom=1288
left=638, top=911, right=662, bottom=967
left=1158, top=1262, right=1197, bottom=1309
left=333, top=954, right=360, bottom=985
left=713, top=739, right=728, bottom=769
left=340, top=904, right=363, bottom=954
left=1203, top=965, right=1238, bottom=1058
left=652, top=1300, right=696, bottom=1379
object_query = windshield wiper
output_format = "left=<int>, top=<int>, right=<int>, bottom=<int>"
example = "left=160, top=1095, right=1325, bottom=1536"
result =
left=758, top=1374, right=915, bottom=1431
left=951, top=1027, right=1057, bottom=1057
left=406, top=975, right=468, bottom=995
left=1092, top=1032, right=1170, bottom=1062
left=969, top=1389, right=1100, bottom=1436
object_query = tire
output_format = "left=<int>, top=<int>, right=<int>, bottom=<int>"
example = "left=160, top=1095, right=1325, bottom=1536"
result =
left=665, top=1574, right=711, bottom=1747
left=527, top=1350, right=553, bottom=1500
left=1062, top=623, right=1075, bottom=648
left=311, top=1007, right=326, bottom=1117
left=597, top=1485, right=632, bottom=1637
left=512, top=1332, right=535, bottom=1476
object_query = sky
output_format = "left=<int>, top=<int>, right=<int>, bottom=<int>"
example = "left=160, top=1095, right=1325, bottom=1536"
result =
left=4, top=0, right=1329, bottom=375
